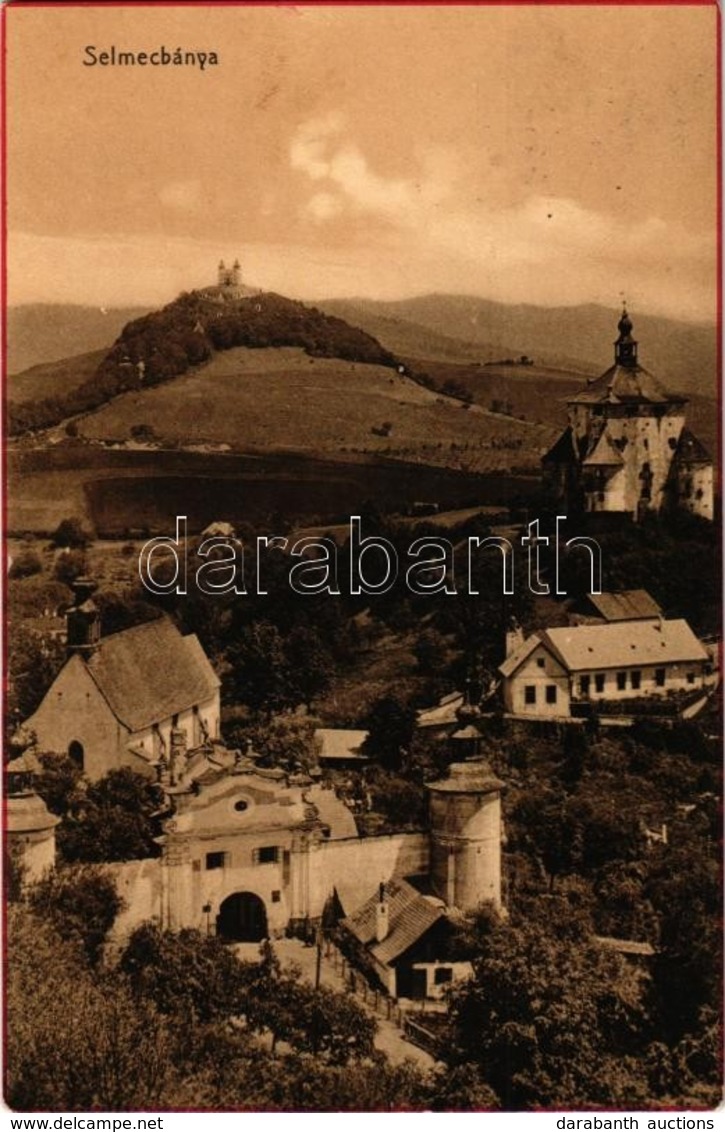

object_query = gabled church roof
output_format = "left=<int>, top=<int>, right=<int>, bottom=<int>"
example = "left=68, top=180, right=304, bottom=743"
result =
left=82, top=617, right=220, bottom=733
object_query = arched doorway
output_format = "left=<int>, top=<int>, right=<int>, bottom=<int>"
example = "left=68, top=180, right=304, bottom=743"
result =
left=68, top=740, right=84, bottom=772
left=216, top=892, right=268, bottom=942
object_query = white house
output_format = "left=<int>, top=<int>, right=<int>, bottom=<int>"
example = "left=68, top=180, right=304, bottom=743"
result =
left=500, top=616, right=710, bottom=718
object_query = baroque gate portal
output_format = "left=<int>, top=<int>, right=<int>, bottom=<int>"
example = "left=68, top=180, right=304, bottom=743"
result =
left=216, top=892, right=268, bottom=942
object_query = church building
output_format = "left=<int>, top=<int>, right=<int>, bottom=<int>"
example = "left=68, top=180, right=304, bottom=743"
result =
left=22, top=579, right=220, bottom=781
left=543, top=308, right=713, bottom=522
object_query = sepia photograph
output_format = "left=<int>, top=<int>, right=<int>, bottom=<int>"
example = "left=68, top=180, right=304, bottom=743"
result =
left=3, top=0, right=722, bottom=1116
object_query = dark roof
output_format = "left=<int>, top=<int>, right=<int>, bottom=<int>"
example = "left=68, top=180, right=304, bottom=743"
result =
left=568, top=364, right=679, bottom=406
left=426, top=759, right=506, bottom=795
left=587, top=590, right=662, bottom=622
left=83, top=618, right=220, bottom=733
left=675, top=427, right=711, bottom=465
left=542, top=426, right=577, bottom=465
left=341, top=877, right=446, bottom=965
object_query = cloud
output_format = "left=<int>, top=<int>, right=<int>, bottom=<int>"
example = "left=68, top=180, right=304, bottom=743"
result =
left=158, top=180, right=202, bottom=212
left=305, top=192, right=343, bottom=222
left=288, top=114, right=715, bottom=319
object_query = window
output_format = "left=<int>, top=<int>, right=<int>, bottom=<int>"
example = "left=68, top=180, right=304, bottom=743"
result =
left=579, top=675, right=591, bottom=696
left=631, top=670, right=641, bottom=691
left=545, top=685, right=557, bottom=705
left=434, top=967, right=453, bottom=985
left=686, top=672, right=696, bottom=684
left=254, top=846, right=280, bottom=865
left=655, top=668, right=666, bottom=688
left=536, top=657, right=545, bottom=668
left=594, top=673, right=605, bottom=694
left=234, top=799, right=249, bottom=813
left=206, top=851, right=227, bottom=870
left=616, top=671, right=627, bottom=691
left=271, top=890, right=281, bottom=904
left=524, top=686, right=536, bottom=706
left=68, top=740, right=84, bottom=771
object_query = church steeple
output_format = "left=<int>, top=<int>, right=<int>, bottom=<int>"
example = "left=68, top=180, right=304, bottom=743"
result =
left=614, top=305, right=638, bottom=368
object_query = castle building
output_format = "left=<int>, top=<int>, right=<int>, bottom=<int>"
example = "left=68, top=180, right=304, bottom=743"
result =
left=106, top=744, right=504, bottom=1001
left=543, top=308, right=714, bottom=522
left=22, top=580, right=220, bottom=781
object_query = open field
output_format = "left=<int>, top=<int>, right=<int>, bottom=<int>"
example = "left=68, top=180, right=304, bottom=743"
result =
left=7, top=445, right=540, bottom=537
left=7, top=350, right=108, bottom=404
left=72, top=346, right=557, bottom=472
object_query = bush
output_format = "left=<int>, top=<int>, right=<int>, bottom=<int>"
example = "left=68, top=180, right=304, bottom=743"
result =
left=51, top=517, right=92, bottom=549
left=9, top=550, right=43, bottom=579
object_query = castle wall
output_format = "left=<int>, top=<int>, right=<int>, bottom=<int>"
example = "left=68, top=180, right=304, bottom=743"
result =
left=104, top=830, right=430, bottom=945
left=309, top=832, right=429, bottom=918
left=675, top=463, right=714, bottom=522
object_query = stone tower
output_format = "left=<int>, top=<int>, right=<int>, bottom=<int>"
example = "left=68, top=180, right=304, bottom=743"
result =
left=6, top=751, right=59, bottom=884
left=217, top=258, right=241, bottom=289
left=542, top=307, right=713, bottom=522
left=426, top=757, right=505, bottom=912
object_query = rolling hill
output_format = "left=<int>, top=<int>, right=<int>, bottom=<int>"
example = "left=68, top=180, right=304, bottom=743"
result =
left=73, top=344, right=557, bottom=474
left=319, top=295, right=718, bottom=399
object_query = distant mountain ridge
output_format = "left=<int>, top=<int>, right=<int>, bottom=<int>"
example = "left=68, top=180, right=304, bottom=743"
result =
left=318, top=295, right=718, bottom=399
left=7, top=304, right=151, bottom=374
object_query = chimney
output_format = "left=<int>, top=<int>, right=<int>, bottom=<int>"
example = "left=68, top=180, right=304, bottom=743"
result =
left=66, top=578, right=100, bottom=659
left=375, top=881, right=390, bottom=943
left=505, top=618, right=525, bottom=659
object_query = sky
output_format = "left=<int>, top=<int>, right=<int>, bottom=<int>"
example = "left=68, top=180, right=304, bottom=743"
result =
left=5, top=3, right=719, bottom=321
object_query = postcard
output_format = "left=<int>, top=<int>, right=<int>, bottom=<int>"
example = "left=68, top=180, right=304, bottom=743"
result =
left=3, top=0, right=721, bottom=1119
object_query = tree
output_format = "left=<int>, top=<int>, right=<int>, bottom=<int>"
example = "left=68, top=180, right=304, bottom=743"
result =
left=119, top=923, right=249, bottom=1023
left=6, top=906, right=174, bottom=1111
left=363, top=695, right=417, bottom=772
left=446, top=908, right=650, bottom=1109
left=224, top=620, right=297, bottom=714
left=58, top=768, right=162, bottom=863
left=5, top=623, right=65, bottom=728
left=34, top=750, right=85, bottom=817
left=28, top=864, right=122, bottom=965
left=242, top=711, right=322, bottom=774
left=51, top=517, right=92, bottom=549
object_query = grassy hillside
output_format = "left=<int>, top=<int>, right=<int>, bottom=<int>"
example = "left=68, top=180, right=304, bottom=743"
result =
left=7, top=350, right=108, bottom=405
left=8, top=291, right=399, bottom=436
left=7, top=304, right=150, bottom=373
left=75, top=346, right=557, bottom=474
left=320, top=295, right=717, bottom=399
